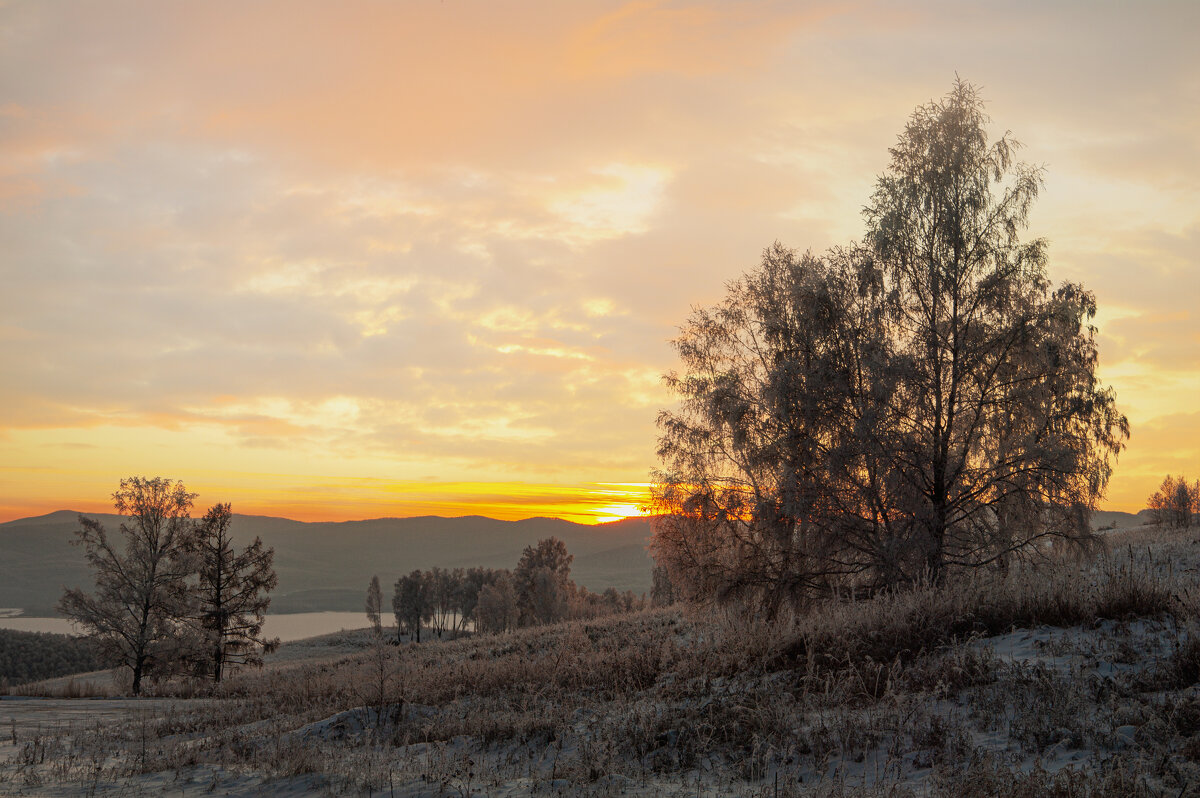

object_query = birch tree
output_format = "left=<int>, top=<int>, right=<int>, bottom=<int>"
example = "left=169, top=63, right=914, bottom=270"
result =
left=365, top=575, right=383, bottom=635
left=652, top=82, right=1128, bottom=611
left=59, top=477, right=199, bottom=695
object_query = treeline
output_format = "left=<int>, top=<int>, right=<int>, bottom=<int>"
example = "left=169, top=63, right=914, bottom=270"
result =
left=0, top=628, right=110, bottom=688
left=376, top=537, right=646, bottom=642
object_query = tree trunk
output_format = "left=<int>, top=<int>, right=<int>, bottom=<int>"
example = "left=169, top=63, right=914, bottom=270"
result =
left=925, top=529, right=944, bottom=583
left=132, top=658, right=144, bottom=696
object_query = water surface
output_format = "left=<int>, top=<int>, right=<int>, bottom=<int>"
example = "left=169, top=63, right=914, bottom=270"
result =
left=0, top=612, right=370, bottom=642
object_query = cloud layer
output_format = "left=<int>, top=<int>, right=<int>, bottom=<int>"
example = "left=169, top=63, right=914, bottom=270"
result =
left=1, top=0, right=1197, bottom=520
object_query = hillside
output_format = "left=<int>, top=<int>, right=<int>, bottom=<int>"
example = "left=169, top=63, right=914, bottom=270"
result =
left=4, top=520, right=1195, bottom=796
left=0, top=511, right=655, bottom=616
left=0, top=628, right=108, bottom=687
left=1093, top=508, right=1154, bottom=530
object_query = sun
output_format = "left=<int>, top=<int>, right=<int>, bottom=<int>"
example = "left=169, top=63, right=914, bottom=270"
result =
left=589, top=502, right=650, bottom=524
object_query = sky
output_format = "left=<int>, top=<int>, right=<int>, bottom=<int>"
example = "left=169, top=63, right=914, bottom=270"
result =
left=0, top=0, right=1197, bottom=524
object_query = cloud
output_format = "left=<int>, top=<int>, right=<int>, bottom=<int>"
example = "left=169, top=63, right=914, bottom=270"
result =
left=0, top=0, right=1197, bottom=519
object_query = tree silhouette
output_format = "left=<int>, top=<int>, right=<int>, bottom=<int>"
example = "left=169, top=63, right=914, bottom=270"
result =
left=365, top=575, right=383, bottom=635
left=59, top=477, right=199, bottom=695
left=652, top=82, right=1129, bottom=612
left=513, top=537, right=573, bottom=625
left=1148, top=475, right=1197, bottom=529
left=475, top=572, right=519, bottom=634
left=392, top=570, right=430, bottom=643
left=191, top=503, right=278, bottom=683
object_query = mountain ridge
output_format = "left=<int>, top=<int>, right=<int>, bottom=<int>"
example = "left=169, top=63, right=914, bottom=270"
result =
left=0, top=510, right=656, bottom=616
left=0, top=507, right=1153, bottom=617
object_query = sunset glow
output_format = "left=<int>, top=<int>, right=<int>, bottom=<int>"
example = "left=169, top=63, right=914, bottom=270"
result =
left=1, top=1, right=1197, bottom=522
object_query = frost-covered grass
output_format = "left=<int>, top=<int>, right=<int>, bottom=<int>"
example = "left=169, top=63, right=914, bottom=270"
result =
left=4, top=524, right=1200, bottom=796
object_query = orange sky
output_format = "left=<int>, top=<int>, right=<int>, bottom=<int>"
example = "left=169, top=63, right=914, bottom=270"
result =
left=1, top=1, right=1197, bottom=523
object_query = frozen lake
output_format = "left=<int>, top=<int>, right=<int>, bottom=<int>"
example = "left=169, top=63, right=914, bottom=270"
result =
left=0, top=611, right=371, bottom=643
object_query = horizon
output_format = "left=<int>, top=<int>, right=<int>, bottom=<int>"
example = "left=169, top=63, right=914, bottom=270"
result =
left=1, top=503, right=656, bottom=526
left=0, top=500, right=1154, bottom=529
left=0, top=479, right=653, bottom=526
left=2, top=2, right=1196, bottom=523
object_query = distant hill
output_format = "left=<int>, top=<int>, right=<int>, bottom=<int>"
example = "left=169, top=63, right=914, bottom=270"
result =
left=0, top=511, right=655, bottom=616
left=1092, top=509, right=1154, bottom=531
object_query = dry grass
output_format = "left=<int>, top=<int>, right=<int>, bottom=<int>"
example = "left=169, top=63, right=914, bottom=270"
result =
left=4, top=523, right=1199, bottom=796
left=8, top=673, right=113, bottom=698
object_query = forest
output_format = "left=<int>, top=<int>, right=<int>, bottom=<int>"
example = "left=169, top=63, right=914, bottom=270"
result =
left=0, top=629, right=107, bottom=688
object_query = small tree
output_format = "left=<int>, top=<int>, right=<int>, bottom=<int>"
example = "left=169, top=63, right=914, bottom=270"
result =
left=1148, top=475, right=1198, bottom=529
left=365, top=575, right=383, bottom=635
left=362, top=624, right=398, bottom=733
left=392, top=570, right=430, bottom=643
left=475, top=572, right=519, bottom=634
left=456, top=566, right=494, bottom=633
left=426, top=567, right=460, bottom=638
left=361, top=575, right=397, bottom=734
left=526, top=567, right=571, bottom=625
left=513, top=537, right=573, bottom=626
left=59, top=477, right=199, bottom=695
left=192, top=503, right=279, bottom=683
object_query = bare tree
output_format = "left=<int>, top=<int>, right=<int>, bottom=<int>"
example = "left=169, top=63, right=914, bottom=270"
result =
left=361, top=575, right=398, bottom=734
left=652, top=247, right=903, bottom=611
left=1148, top=475, right=1198, bottom=529
left=571, top=586, right=644, bottom=619
left=426, top=567, right=459, bottom=638
left=513, top=537, right=573, bottom=626
left=526, top=567, right=571, bottom=626
left=191, top=503, right=279, bottom=683
left=455, top=566, right=493, bottom=633
left=392, top=570, right=430, bottom=643
left=475, top=572, right=519, bottom=634
left=58, top=477, right=199, bottom=695
left=652, top=82, right=1129, bottom=612
left=365, top=575, right=383, bottom=635
left=863, top=80, right=1127, bottom=580
left=361, top=627, right=399, bottom=734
